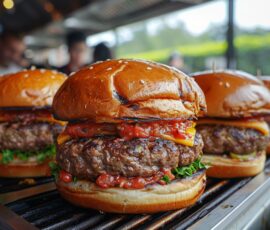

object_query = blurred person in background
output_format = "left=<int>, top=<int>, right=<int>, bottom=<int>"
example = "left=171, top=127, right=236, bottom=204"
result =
left=92, top=42, right=113, bottom=63
left=168, top=51, right=189, bottom=74
left=0, top=32, right=27, bottom=75
left=58, top=31, right=87, bottom=75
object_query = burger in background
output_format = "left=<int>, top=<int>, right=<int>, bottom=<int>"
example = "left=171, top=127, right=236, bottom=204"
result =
left=52, top=59, right=207, bottom=213
left=193, top=70, right=270, bottom=178
left=260, top=76, right=270, bottom=155
left=0, top=69, right=66, bottom=177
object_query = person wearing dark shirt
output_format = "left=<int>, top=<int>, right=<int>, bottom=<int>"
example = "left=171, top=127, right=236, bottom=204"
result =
left=58, top=31, right=87, bottom=75
left=93, top=42, right=112, bottom=63
left=168, top=51, right=190, bottom=74
left=0, top=32, right=27, bottom=75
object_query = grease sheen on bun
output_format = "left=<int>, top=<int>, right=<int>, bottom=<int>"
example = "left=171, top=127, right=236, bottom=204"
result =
left=53, top=59, right=206, bottom=123
left=202, top=153, right=265, bottom=178
left=192, top=70, right=270, bottom=118
left=0, top=69, right=67, bottom=108
left=56, top=171, right=206, bottom=214
left=260, top=77, right=270, bottom=155
left=261, top=76, right=270, bottom=89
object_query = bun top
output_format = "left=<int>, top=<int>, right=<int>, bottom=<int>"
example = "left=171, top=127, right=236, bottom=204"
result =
left=53, top=59, right=206, bottom=123
left=192, top=70, right=270, bottom=118
left=0, top=69, right=67, bottom=108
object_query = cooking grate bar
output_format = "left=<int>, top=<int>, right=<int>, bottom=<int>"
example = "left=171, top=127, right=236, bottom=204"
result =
left=29, top=206, right=75, bottom=227
left=91, top=215, right=127, bottom=230
left=170, top=179, right=252, bottom=230
left=43, top=213, right=97, bottom=230
left=115, top=215, right=152, bottom=230
left=64, top=214, right=107, bottom=230
left=12, top=194, right=64, bottom=215
left=0, top=177, right=53, bottom=194
left=21, top=200, right=67, bottom=219
left=3, top=157, right=269, bottom=230
left=133, top=180, right=230, bottom=230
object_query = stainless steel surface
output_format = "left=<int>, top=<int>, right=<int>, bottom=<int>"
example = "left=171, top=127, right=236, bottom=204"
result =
left=0, top=204, right=38, bottom=230
left=0, top=182, right=56, bottom=205
left=189, top=166, right=270, bottom=230
left=0, top=158, right=269, bottom=229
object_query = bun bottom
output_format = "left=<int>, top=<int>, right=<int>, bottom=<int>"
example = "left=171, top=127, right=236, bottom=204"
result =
left=267, top=144, right=270, bottom=155
left=0, top=160, right=51, bottom=178
left=56, top=171, right=206, bottom=214
left=202, top=152, right=266, bottom=178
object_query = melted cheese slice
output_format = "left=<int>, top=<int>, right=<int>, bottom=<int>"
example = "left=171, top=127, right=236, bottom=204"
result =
left=197, top=119, right=269, bottom=136
left=57, top=124, right=197, bottom=147
left=161, top=126, right=196, bottom=147
left=35, top=117, right=66, bottom=126
left=57, top=133, right=71, bottom=145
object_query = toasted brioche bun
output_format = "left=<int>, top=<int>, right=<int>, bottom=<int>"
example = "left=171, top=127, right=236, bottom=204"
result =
left=267, top=145, right=270, bottom=155
left=53, top=59, right=206, bottom=123
left=192, top=70, right=270, bottom=118
left=56, top=171, right=206, bottom=213
left=261, top=76, right=270, bottom=89
left=0, top=158, right=52, bottom=177
left=0, top=69, right=66, bottom=108
left=202, top=152, right=265, bottom=178
left=261, top=77, right=270, bottom=155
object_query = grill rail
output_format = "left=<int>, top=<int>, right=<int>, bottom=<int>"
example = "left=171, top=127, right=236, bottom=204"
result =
left=0, top=158, right=269, bottom=230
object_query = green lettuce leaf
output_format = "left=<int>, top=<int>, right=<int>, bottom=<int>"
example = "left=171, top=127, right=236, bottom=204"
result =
left=0, top=145, right=56, bottom=164
left=161, top=158, right=207, bottom=184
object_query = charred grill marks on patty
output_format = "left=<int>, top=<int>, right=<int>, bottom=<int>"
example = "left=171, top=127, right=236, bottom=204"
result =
left=197, top=124, right=269, bottom=155
left=56, top=133, right=203, bottom=181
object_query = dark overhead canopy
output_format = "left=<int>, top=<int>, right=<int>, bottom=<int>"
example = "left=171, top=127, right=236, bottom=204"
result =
left=0, top=0, right=213, bottom=48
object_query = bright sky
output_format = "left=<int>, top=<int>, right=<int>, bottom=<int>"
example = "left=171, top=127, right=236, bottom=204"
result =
left=167, top=0, right=270, bottom=35
left=87, top=0, right=270, bottom=46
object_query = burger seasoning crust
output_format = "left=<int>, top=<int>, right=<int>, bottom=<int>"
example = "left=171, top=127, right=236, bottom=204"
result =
left=56, top=133, right=203, bottom=181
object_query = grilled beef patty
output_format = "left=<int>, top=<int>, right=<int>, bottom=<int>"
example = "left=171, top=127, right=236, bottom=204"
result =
left=0, top=122, right=63, bottom=152
left=197, top=125, right=269, bottom=155
left=56, top=133, right=203, bottom=180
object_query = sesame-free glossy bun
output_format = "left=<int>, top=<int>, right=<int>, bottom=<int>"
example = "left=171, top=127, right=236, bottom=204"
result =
left=53, top=59, right=206, bottom=123
left=192, top=70, right=270, bottom=118
left=261, top=76, right=270, bottom=89
left=202, top=152, right=265, bottom=178
left=0, top=69, right=67, bottom=108
left=0, top=158, right=52, bottom=177
left=56, top=170, right=206, bottom=213
left=261, top=78, right=270, bottom=155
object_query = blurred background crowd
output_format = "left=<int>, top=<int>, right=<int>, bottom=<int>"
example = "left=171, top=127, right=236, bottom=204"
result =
left=0, top=0, right=269, bottom=76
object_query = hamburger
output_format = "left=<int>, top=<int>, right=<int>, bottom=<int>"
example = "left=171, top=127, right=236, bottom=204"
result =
left=52, top=59, right=207, bottom=214
left=0, top=69, right=66, bottom=177
left=260, top=76, right=270, bottom=155
left=192, top=70, right=270, bottom=178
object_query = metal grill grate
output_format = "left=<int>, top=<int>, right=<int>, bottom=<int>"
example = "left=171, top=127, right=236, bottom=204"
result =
left=0, top=157, right=269, bottom=230
left=0, top=177, right=53, bottom=194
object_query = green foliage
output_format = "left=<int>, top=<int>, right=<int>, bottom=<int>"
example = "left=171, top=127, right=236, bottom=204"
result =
left=161, top=159, right=207, bottom=184
left=120, top=34, right=270, bottom=62
left=49, top=162, right=61, bottom=180
left=116, top=22, right=270, bottom=75
left=161, top=175, right=170, bottom=184
left=172, top=158, right=207, bottom=178
left=1, top=145, right=56, bottom=164
left=2, top=150, right=14, bottom=164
